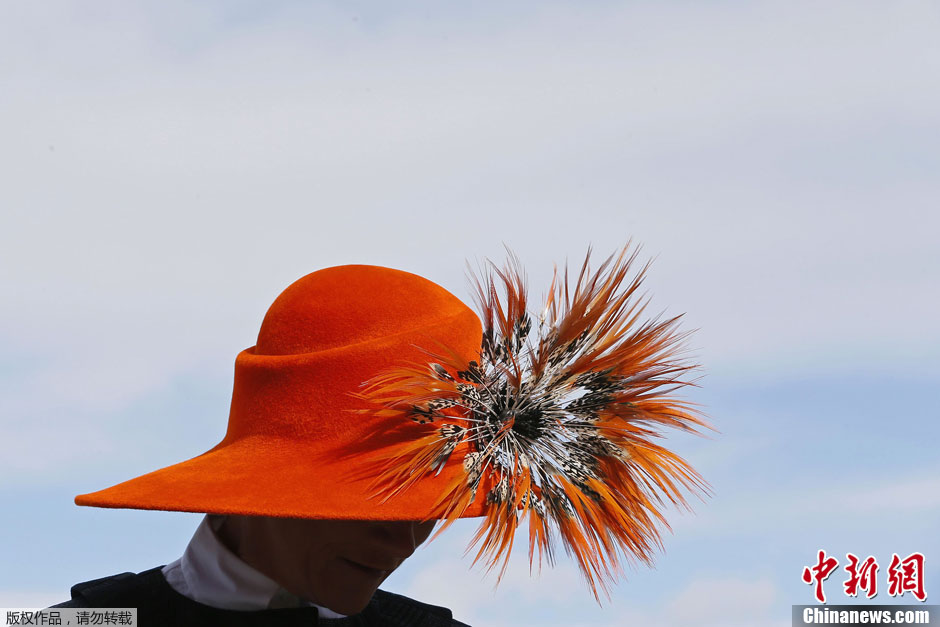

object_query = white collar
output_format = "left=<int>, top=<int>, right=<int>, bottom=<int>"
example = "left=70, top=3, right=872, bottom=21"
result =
left=162, top=514, right=347, bottom=619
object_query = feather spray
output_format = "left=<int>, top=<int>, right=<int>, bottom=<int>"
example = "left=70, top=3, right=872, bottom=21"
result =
left=354, top=244, right=712, bottom=600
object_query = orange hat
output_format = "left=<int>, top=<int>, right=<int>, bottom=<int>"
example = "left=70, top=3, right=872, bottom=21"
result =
left=77, top=248, right=710, bottom=600
left=76, top=264, right=490, bottom=520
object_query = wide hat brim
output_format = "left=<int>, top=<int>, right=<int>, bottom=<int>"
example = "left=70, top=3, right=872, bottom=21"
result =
left=74, top=433, right=490, bottom=520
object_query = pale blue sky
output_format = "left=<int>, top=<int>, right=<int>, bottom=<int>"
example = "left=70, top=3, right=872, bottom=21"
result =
left=2, top=2, right=938, bottom=625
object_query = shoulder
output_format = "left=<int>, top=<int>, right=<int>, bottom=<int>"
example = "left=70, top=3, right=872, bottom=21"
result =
left=371, top=588, right=471, bottom=626
left=50, top=570, right=142, bottom=608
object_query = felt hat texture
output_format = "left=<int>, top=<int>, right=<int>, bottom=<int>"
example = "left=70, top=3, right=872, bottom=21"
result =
left=75, top=264, right=490, bottom=520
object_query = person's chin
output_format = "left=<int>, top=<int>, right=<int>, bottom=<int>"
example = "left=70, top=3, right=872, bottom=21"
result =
left=313, top=559, right=388, bottom=615
left=319, top=587, right=378, bottom=616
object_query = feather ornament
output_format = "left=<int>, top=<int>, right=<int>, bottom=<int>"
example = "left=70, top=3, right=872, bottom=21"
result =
left=354, top=244, right=712, bottom=600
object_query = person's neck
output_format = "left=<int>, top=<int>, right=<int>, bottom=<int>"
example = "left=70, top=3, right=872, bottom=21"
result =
left=209, top=514, right=348, bottom=618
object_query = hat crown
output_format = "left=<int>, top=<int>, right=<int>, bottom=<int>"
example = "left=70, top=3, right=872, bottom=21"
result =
left=256, top=264, right=471, bottom=356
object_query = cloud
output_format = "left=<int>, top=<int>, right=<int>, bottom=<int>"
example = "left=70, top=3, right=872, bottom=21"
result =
left=668, top=464, right=940, bottom=540
left=833, top=475, right=940, bottom=516
left=665, top=577, right=779, bottom=626
left=1, top=0, right=938, bottom=378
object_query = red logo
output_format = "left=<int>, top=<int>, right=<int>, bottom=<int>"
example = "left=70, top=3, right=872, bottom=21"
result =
left=803, top=550, right=927, bottom=603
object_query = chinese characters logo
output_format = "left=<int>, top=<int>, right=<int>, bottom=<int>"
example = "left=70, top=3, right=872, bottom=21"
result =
left=802, top=550, right=926, bottom=603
